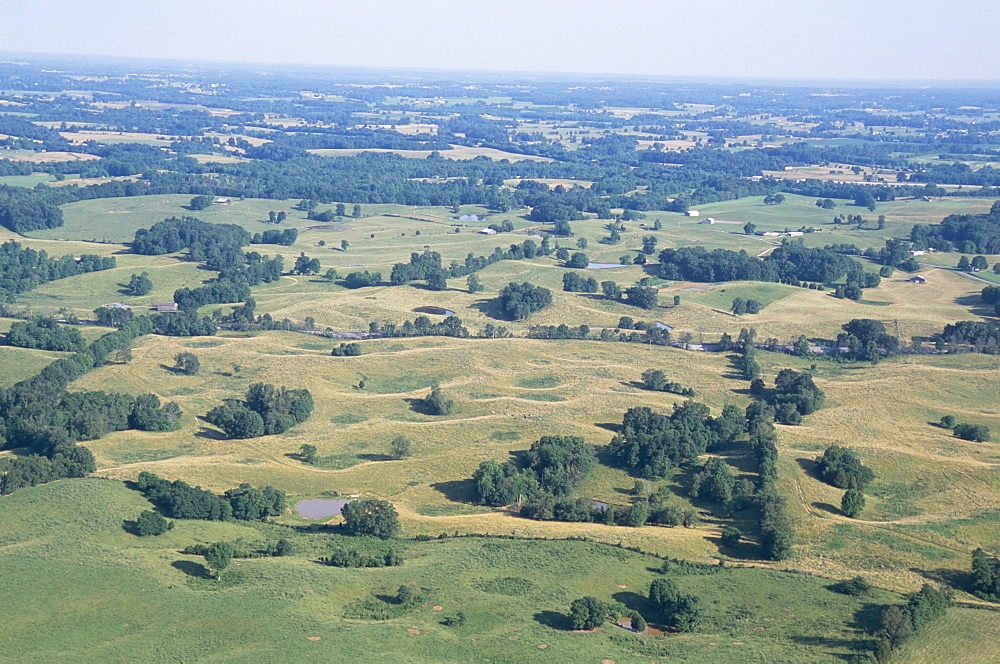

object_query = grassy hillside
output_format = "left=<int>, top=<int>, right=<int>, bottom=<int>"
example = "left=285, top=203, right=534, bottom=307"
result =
left=0, top=478, right=909, bottom=663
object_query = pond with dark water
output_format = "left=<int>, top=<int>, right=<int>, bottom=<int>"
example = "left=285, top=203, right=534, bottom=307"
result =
left=295, top=498, right=354, bottom=519
left=412, top=306, right=456, bottom=315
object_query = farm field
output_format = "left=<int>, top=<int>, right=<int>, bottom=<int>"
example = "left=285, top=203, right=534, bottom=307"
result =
left=1, top=55, right=1000, bottom=663
left=0, top=478, right=928, bottom=664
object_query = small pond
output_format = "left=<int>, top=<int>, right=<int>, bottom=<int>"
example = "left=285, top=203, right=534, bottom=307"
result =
left=654, top=322, right=673, bottom=331
left=412, top=306, right=456, bottom=315
left=295, top=498, right=354, bottom=519
left=586, top=262, right=622, bottom=269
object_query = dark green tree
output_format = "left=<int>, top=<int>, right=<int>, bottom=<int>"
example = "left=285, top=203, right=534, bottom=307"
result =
left=342, top=499, right=400, bottom=539
left=204, top=541, right=235, bottom=578
left=841, top=488, right=865, bottom=518
left=135, top=509, right=168, bottom=536
left=173, top=351, right=200, bottom=375
left=569, top=596, right=608, bottom=630
left=126, top=272, right=153, bottom=296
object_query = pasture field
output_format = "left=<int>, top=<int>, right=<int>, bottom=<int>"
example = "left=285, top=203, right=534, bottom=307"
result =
left=55, top=329, right=1000, bottom=595
left=0, top=478, right=912, bottom=663
left=894, top=607, right=1000, bottom=664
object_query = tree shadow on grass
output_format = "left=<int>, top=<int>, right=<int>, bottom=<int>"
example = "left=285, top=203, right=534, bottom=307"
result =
left=813, top=501, right=843, bottom=516
left=468, top=297, right=508, bottom=322
left=403, top=397, right=436, bottom=415
left=849, top=602, right=885, bottom=633
left=796, top=457, right=823, bottom=482
left=121, top=519, right=139, bottom=536
left=786, top=634, right=869, bottom=661
left=909, top=566, right=971, bottom=593
left=533, top=610, right=572, bottom=630
left=357, top=453, right=395, bottom=462
left=431, top=479, right=476, bottom=504
left=194, top=426, right=227, bottom=441
left=612, top=590, right=657, bottom=618
left=172, top=559, right=212, bottom=579
left=594, top=422, right=621, bottom=434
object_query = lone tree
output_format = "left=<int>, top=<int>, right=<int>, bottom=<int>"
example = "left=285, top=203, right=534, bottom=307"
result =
left=342, top=498, right=400, bottom=539
left=569, top=596, right=608, bottom=630
left=299, top=444, right=318, bottom=464
left=173, top=352, right=200, bottom=375
left=390, top=436, right=411, bottom=459
left=189, top=195, right=213, bottom=210
left=841, top=489, right=866, bottom=518
left=135, top=510, right=169, bottom=536
left=203, top=541, right=235, bottom=578
left=424, top=386, right=453, bottom=416
left=126, top=272, right=153, bottom=296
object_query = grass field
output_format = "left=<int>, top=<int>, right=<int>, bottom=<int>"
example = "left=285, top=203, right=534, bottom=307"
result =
left=0, top=478, right=912, bottom=663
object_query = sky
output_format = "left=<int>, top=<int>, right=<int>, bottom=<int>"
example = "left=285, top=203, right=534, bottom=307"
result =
left=3, top=0, right=1000, bottom=81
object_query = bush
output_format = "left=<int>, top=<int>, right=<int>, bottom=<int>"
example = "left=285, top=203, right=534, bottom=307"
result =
left=135, top=509, right=169, bottom=536
left=841, top=489, right=866, bottom=518
left=816, top=445, right=875, bottom=490
left=953, top=423, right=990, bottom=442
left=342, top=499, right=400, bottom=539
left=721, top=525, right=742, bottom=547
left=831, top=576, right=872, bottom=596
left=424, top=386, right=453, bottom=416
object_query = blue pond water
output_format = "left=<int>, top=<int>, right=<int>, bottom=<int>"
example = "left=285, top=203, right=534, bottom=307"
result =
left=295, top=498, right=354, bottom=519
left=586, top=262, right=622, bottom=269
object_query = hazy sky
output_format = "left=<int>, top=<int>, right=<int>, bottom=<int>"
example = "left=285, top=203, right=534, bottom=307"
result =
left=4, top=0, right=1000, bottom=81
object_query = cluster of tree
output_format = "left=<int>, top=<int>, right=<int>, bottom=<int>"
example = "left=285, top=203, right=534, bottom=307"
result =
left=730, top=297, right=763, bottom=315
left=607, top=402, right=724, bottom=479
left=970, top=548, right=1000, bottom=602
left=0, top=240, right=116, bottom=297
left=752, top=369, right=825, bottom=425
left=836, top=319, right=900, bottom=360
left=173, top=279, right=251, bottom=310
left=910, top=200, right=1000, bottom=254
left=658, top=241, right=866, bottom=286
left=251, top=228, right=298, bottom=246
left=937, top=320, right=1000, bottom=354
left=390, top=250, right=449, bottom=289
left=367, top=315, right=470, bottom=339
left=746, top=402, right=794, bottom=560
left=527, top=323, right=590, bottom=340
left=343, top=270, right=382, bottom=288
left=939, top=415, right=992, bottom=442
left=873, top=585, right=952, bottom=662
left=151, top=311, right=217, bottom=336
left=496, top=282, right=552, bottom=320
left=331, top=342, right=362, bottom=356
left=562, top=271, right=599, bottom=293
left=982, top=285, right=1000, bottom=316
left=291, top=252, right=320, bottom=275
left=472, top=435, right=596, bottom=508
left=131, top=216, right=251, bottom=258
left=341, top=499, right=400, bottom=539
left=6, top=317, right=84, bottom=352
left=126, top=272, right=153, bottom=296
left=649, top=578, right=703, bottom=632
left=816, top=445, right=876, bottom=490
left=135, top=472, right=286, bottom=521
left=689, top=457, right=740, bottom=505
left=640, top=369, right=695, bottom=396
left=322, top=547, right=403, bottom=568
left=205, top=383, right=314, bottom=439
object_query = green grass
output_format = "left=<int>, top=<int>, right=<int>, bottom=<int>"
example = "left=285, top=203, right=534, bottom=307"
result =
left=0, top=478, right=908, bottom=663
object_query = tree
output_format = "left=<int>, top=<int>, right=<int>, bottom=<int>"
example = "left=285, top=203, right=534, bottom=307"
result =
left=299, top=444, right=317, bottom=464
left=467, top=273, right=483, bottom=293
left=940, top=415, right=955, bottom=429
left=953, top=423, right=990, bottom=442
left=576, top=237, right=588, bottom=249
left=957, top=255, right=971, bottom=271
left=743, top=222, right=756, bottom=236
left=673, top=295, right=681, bottom=306
left=341, top=240, right=350, bottom=251
left=624, top=286, right=658, bottom=310
left=841, top=489, right=865, bottom=518
left=625, top=501, right=649, bottom=527
left=721, top=525, right=742, bottom=547
left=204, top=541, right=235, bottom=578
left=342, top=498, right=400, bottom=539
left=293, top=252, right=320, bottom=275
left=764, top=193, right=785, bottom=205
left=189, top=195, right=213, bottom=210
left=353, top=204, right=362, bottom=218
left=731, top=297, right=746, bottom=315
left=135, top=509, right=168, bottom=536
left=566, top=252, right=589, bottom=268
left=641, top=236, right=658, bottom=254
left=323, top=268, right=339, bottom=281
left=390, top=435, right=411, bottom=459
left=631, top=612, right=647, bottom=633
left=971, top=255, right=989, bottom=271
left=173, top=352, right=200, bottom=375
left=569, top=597, right=608, bottom=630
left=601, top=280, right=622, bottom=300
left=126, top=272, right=153, bottom=296
left=424, top=386, right=453, bottom=415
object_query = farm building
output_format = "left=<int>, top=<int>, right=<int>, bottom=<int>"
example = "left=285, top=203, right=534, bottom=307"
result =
left=910, top=250, right=925, bottom=256
left=697, top=217, right=716, bottom=224
left=214, top=197, right=231, bottom=205
left=155, top=303, right=179, bottom=312
left=909, top=275, right=927, bottom=284
left=478, top=227, right=497, bottom=235
left=685, top=210, right=700, bottom=217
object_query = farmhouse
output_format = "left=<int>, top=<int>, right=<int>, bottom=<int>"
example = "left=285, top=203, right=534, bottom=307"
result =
left=155, top=302, right=179, bottom=312
left=478, top=227, right=497, bottom=235
left=685, top=210, right=700, bottom=217
left=909, top=275, right=927, bottom=284
left=910, top=250, right=925, bottom=256
left=214, top=197, right=231, bottom=205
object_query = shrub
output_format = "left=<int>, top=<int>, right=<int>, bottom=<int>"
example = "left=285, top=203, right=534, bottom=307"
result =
left=135, top=510, right=168, bottom=536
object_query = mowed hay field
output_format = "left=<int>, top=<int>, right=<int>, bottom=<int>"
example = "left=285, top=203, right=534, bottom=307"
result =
left=0, top=479, right=900, bottom=664
left=66, top=330, right=1000, bottom=592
